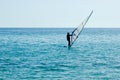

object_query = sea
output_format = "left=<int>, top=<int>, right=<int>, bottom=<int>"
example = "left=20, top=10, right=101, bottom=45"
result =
left=0, top=28, right=120, bottom=80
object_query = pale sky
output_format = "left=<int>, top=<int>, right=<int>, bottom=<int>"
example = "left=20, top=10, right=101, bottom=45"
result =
left=0, top=0, right=120, bottom=28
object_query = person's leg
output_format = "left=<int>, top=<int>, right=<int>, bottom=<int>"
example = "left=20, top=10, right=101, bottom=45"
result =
left=68, top=41, right=70, bottom=46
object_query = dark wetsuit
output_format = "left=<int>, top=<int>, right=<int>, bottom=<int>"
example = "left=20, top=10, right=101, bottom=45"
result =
left=67, top=33, right=71, bottom=46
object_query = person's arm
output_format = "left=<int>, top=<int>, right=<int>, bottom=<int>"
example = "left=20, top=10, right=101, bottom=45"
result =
left=70, top=34, right=72, bottom=36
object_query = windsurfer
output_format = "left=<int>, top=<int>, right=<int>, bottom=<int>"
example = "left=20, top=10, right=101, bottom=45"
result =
left=67, top=32, right=72, bottom=47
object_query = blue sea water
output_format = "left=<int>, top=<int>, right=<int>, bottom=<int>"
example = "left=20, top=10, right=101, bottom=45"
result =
left=0, top=28, right=120, bottom=80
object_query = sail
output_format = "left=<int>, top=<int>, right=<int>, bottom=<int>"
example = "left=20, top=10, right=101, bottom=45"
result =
left=70, top=11, right=93, bottom=47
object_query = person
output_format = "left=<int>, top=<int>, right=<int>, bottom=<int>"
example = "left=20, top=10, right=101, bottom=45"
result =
left=66, top=32, right=72, bottom=47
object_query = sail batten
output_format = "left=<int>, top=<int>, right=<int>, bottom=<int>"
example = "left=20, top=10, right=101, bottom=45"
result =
left=70, top=11, right=93, bottom=47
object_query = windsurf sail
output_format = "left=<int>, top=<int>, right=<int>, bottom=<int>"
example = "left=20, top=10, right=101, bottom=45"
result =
left=70, top=10, right=93, bottom=47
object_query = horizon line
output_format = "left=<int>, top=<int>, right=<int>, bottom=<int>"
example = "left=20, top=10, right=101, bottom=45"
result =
left=0, top=27, right=120, bottom=29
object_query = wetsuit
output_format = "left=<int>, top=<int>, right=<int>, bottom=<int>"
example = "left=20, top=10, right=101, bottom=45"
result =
left=67, top=33, right=71, bottom=46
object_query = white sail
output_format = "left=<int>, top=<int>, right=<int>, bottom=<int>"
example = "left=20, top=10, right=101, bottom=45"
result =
left=70, top=11, right=93, bottom=47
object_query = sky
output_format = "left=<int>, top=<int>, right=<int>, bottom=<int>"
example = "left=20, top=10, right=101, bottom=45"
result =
left=0, top=0, right=120, bottom=28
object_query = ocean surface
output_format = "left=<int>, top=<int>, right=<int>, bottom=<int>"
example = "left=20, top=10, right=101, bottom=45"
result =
left=0, top=28, right=120, bottom=80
